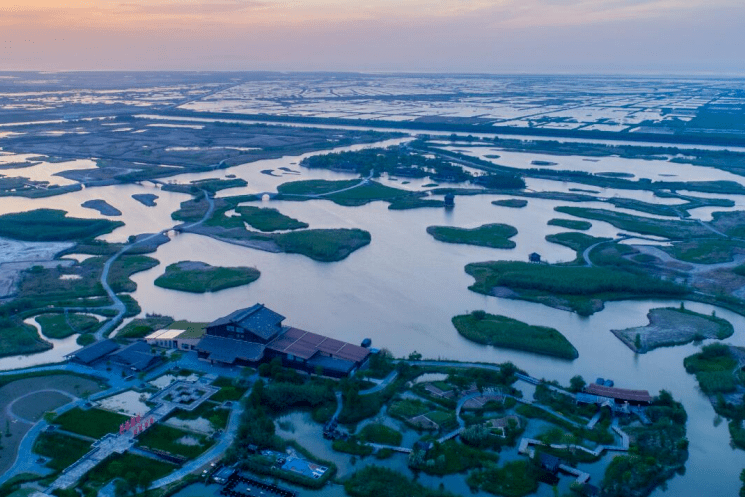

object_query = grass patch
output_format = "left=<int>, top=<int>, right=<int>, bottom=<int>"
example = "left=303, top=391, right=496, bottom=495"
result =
left=33, top=432, right=91, bottom=471
left=388, top=399, right=432, bottom=419
left=0, top=209, right=123, bottom=241
left=554, top=206, right=711, bottom=239
left=467, top=460, right=539, bottom=497
left=210, top=378, right=248, bottom=403
left=358, top=423, right=403, bottom=446
left=545, top=232, right=611, bottom=264
left=154, top=261, right=260, bottom=293
left=136, top=424, right=213, bottom=459
left=493, top=199, right=528, bottom=208
left=427, top=223, right=517, bottom=249
left=276, top=179, right=426, bottom=207
left=662, top=239, right=745, bottom=264
left=172, top=402, right=229, bottom=429
left=35, top=313, right=100, bottom=339
left=0, top=322, right=51, bottom=358
left=409, top=440, right=497, bottom=475
left=466, top=260, right=686, bottom=316
left=236, top=206, right=309, bottom=232
left=53, top=407, right=129, bottom=439
left=272, top=228, right=371, bottom=262
left=82, top=452, right=175, bottom=488
left=452, top=311, right=578, bottom=360
left=333, top=438, right=374, bottom=456
left=547, top=218, right=591, bottom=230
left=387, top=197, right=445, bottom=210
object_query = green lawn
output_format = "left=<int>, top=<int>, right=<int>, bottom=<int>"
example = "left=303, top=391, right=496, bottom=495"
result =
left=210, top=378, right=248, bottom=402
left=236, top=206, right=308, bottom=232
left=136, top=424, right=213, bottom=459
left=83, top=452, right=175, bottom=487
left=0, top=209, right=123, bottom=241
left=35, top=313, right=100, bottom=339
left=662, top=239, right=745, bottom=264
left=427, top=223, right=518, bottom=249
left=33, top=432, right=92, bottom=471
left=453, top=312, right=578, bottom=360
left=154, top=261, right=260, bottom=293
left=54, top=408, right=129, bottom=439
left=388, top=399, right=432, bottom=419
left=172, top=401, right=230, bottom=429
left=467, top=460, right=539, bottom=497
left=116, top=315, right=175, bottom=339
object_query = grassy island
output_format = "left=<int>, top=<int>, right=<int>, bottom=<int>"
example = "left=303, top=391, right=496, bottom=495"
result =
left=427, top=223, right=517, bottom=249
left=273, top=228, right=371, bottom=262
left=547, top=218, right=591, bottom=230
left=465, top=261, right=686, bottom=315
left=0, top=209, right=123, bottom=241
left=612, top=307, right=734, bottom=353
left=236, top=206, right=308, bottom=232
left=493, top=199, right=528, bottom=208
left=0, top=322, right=52, bottom=358
left=453, top=311, right=578, bottom=359
left=154, top=261, right=260, bottom=293
left=35, top=313, right=101, bottom=339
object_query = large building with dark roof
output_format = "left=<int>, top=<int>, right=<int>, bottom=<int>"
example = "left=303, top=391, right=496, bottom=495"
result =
left=109, top=341, right=162, bottom=372
left=196, top=304, right=371, bottom=378
left=66, top=339, right=119, bottom=365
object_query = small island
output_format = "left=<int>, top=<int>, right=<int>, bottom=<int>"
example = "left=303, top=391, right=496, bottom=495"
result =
left=612, top=306, right=733, bottom=353
left=427, top=223, right=518, bottom=249
left=81, top=200, right=122, bottom=216
left=236, top=206, right=309, bottom=232
left=547, top=218, right=592, bottom=231
left=131, top=193, right=158, bottom=206
left=452, top=311, right=578, bottom=359
left=0, top=209, right=124, bottom=241
left=154, top=261, right=260, bottom=293
left=492, top=199, right=528, bottom=208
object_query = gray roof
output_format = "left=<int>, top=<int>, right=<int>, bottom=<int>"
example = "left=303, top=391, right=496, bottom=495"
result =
left=307, top=354, right=356, bottom=374
left=67, top=339, right=119, bottom=364
left=197, top=335, right=265, bottom=364
left=207, top=304, right=285, bottom=341
left=110, top=341, right=160, bottom=371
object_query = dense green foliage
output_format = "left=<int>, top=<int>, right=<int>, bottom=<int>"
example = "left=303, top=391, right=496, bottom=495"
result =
left=684, top=343, right=738, bottom=394
left=116, top=315, right=174, bottom=339
left=465, top=261, right=686, bottom=316
left=0, top=321, right=51, bottom=357
left=0, top=209, right=123, bottom=241
left=554, top=206, right=711, bottom=239
left=467, top=460, right=539, bottom=497
left=663, top=239, right=745, bottom=264
left=547, top=218, right=592, bottom=230
left=602, top=391, right=688, bottom=497
left=453, top=311, right=578, bottom=359
left=492, top=199, right=528, bottom=208
left=427, top=223, right=518, bottom=249
left=272, top=228, right=371, bottom=262
left=344, top=466, right=458, bottom=497
left=358, top=423, right=403, bottom=446
left=33, top=432, right=92, bottom=471
left=236, top=205, right=309, bottom=232
left=53, top=407, right=128, bottom=439
left=408, top=440, right=497, bottom=475
left=154, top=261, right=260, bottom=293
left=81, top=453, right=174, bottom=490
left=35, top=313, right=100, bottom=339
left=210, top=376, right=249, bottom=402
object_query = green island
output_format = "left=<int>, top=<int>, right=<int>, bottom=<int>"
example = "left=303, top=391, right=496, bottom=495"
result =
left=154, top=261, right=260, bottom=293
left=465, top=261, right=687, bottom=316
left=0, top=321, right=51, bottom=357
left=492, top=198, right=528, bottom=208
left=684, top=343, right=745, bottom=450
left=662, top=238, right=745, bottom=264
left=344, top=466, right=457, bottom=497
left=452, top=311, right=578, bottom=359
left=427, top=223, right=518, bottom=249
left=544, top=232, right=611, bottom=264
left=235, top=205, right=309, bottom=231
left=35, top=312, right=101, bottom=339
left=161, top=177, right=248, bottom=195
left=547, top=218, right=591, bottom=231
left=612, top=306, right=734, bottom=353
left=276, top=178, right=441, bottom=209
left=0, top=209, right=123, bottom=241
left=553, top=206, right=711, bottom=239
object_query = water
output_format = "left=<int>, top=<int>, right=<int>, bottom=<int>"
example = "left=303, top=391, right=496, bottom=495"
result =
left=1, top=136, right=744, bottom=494
left=0, top=318, right=80, bottom=370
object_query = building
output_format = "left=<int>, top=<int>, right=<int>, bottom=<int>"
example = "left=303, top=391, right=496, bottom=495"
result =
left=196, top=304, right=371, bottom=378
left=66, top=339, right=119, bottom=365
left=538, top=452, right=561, bottom=474
left=444, top=192, right=455, bottom=207
left=109, top=341, right=162, bottom=372
left=529, top=252, right=541, bottom=263
left=145, top=324, right=206, bottom=351
left=205, top=304, right=285, bottom=343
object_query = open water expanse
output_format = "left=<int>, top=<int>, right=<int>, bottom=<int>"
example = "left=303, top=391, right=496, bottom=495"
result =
left=2, top=134, right=745, bottom=495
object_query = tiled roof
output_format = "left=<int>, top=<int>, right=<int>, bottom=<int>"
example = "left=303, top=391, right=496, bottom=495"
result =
left=267, top=327, right=370, bottom=364
left=586, top=384, right=652, bottom=403
left=207, top=304, right=285, bottom=341
left=67, top=339, right=118, bottom=364
left=197, top=335, right=265, bottom=364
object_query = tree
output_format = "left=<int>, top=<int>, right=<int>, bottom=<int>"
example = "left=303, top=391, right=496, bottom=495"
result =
left=569, top=375, right=586, bottom=393
left=138, top=469, right=153, bottom=491
left=635, top=334, right=642, bottom=351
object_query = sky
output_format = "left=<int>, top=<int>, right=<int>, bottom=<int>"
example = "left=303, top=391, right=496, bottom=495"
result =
left=0, top=0, right=743, bottom=74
